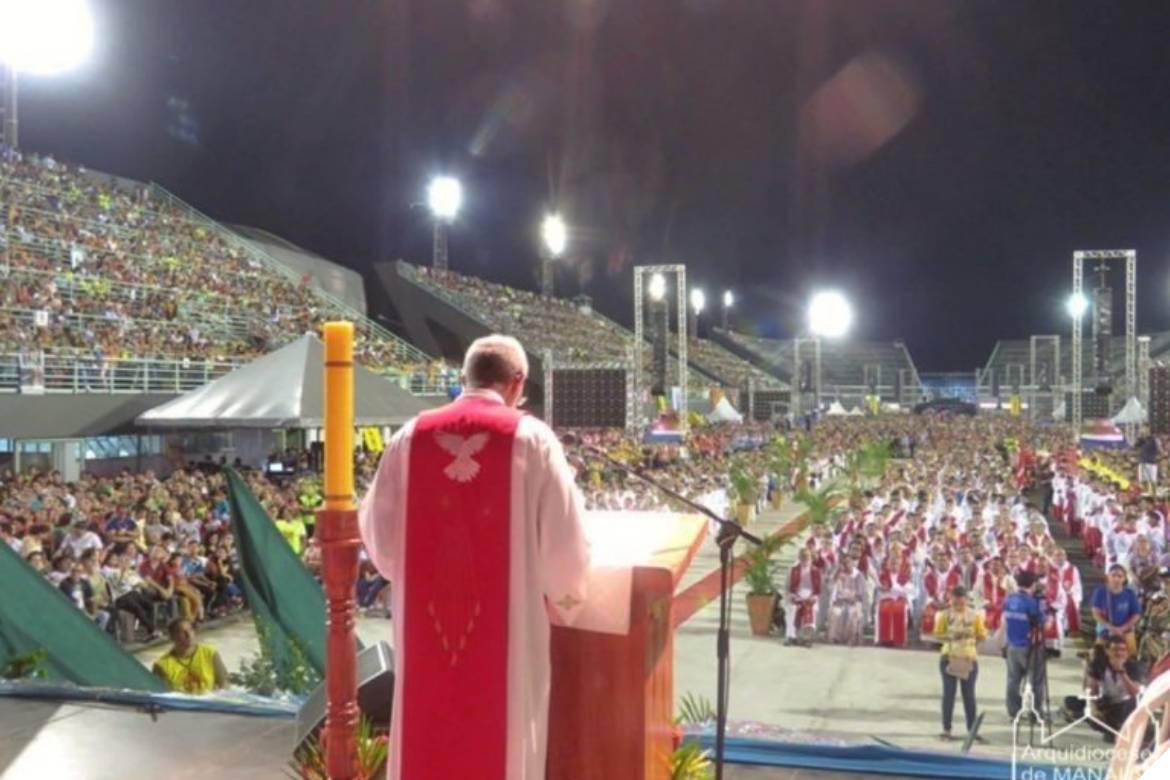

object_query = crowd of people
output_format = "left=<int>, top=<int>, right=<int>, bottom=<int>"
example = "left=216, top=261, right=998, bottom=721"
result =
left=6, top=388, right=1170, bottom=739
left=0, top=149, right=449, bottom=390
left=0, top=463, right=316, bottom=643
left=402, top=262, right=775, bottom=390
left=774, top=415, right=1170, bottom=743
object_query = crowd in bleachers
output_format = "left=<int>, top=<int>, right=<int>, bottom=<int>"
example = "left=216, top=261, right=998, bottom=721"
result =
left=0, top=149, right=450, bottom=390
left=402, top=262, right=776, bottom=389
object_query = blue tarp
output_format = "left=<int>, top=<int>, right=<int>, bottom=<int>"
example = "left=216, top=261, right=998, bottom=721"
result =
left=693, top=735, right=1088, bottom=780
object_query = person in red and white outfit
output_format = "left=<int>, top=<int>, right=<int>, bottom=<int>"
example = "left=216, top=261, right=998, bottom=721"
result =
left=981, top=557, right=1014, bottom=632
left=1051, top=547, right=1082, bottom=637
left=874, top=542, right=915, bottom=647
left=360, top=335, right=591, bottom=780
left=918, top=549, right=952, bottom=643
left=784, top=547, right=822, bottom=646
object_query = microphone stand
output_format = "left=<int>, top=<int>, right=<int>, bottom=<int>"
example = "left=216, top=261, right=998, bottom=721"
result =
left=567, top=437, right=763, bottom=778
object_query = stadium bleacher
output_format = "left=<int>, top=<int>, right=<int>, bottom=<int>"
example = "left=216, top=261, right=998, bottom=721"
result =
left=398, top=262, right=783, bottom=390
left=715, top=328, right=920, bottom=395
left=980, top=331, right=1170, bottom=391
left=0, top=152, right=453, bottom=394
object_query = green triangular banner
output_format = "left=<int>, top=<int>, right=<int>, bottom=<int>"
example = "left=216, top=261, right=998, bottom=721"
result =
left=225, top=467, right=330, bottom=675
left=0, top=542, right=167, bottom=691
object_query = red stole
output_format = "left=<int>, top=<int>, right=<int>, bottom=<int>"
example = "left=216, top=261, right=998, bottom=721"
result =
left=402, top=397, right=521, bottom=779
left=788, top=564, right=822, bottom=598
left=878, top=559, right=912, bottom=593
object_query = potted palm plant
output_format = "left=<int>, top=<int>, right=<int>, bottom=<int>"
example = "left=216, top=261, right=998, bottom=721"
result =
left=796, top=483, right=845, bottom=530
left=729, top=461, right=758, bottom=525
left=768, top=437, right=795, bottom=510
left=743, top=539, right=780, bottom=635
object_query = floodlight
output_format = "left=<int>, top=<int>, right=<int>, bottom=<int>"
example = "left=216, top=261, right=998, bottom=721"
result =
left=0, top=0, right=94, bottom=75
left=541, top=213, right=567, bottom=258
left=648, top=272, right=666, bottom=302
left=427, top=176, right=462, bottom=221
left=723, top=290, right=734, bottom=308
left=690, top=288, right=706, bottom=314
left=808, top=290, right=853, bottom=339
left=1066, top=292, right=1089, bottom=319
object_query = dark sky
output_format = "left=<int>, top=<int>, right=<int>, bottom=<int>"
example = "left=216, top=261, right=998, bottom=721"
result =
left=18, top=0, right=1170, bottom=369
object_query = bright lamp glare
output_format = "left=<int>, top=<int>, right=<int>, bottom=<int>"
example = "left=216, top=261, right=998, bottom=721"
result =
left=723, top=290, right=734, bottom=308
left=690, top=288, right=706, bottom=314
left=648, top=273, right=666, bottom=302
left=808, top=290, right=853, bottom=339
left=541, top=213, right=567, bottom=257
left=427, top=176, right=462, bottom=221
left=0, top=0, right=94, bottom=75
left=1066, top=292, right=1089, bottom=319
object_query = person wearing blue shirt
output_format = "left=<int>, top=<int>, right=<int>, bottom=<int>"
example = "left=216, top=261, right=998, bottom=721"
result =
left=1002, top=570, right=1045, bottom=719
left=1090, top=565, right=1142, bottom=654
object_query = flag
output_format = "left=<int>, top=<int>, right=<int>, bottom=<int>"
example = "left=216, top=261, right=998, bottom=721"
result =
left=0, top=543, right=166, bottom=691
left=225, top=467, right=338, bottom=675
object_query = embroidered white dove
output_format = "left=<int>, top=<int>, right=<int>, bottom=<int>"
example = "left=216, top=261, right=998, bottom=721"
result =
left=434, top=431, right=491, bottom=482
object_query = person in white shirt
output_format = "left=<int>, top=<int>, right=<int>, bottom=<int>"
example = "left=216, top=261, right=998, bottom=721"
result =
left=59, top=516, right=103, bottom=559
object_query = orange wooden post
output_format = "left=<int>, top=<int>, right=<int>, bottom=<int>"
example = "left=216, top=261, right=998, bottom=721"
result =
left=321, top=322, right=359, bottom=780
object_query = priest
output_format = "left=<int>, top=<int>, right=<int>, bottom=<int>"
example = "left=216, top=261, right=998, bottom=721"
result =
left=360, top=334, right=592, bottom=780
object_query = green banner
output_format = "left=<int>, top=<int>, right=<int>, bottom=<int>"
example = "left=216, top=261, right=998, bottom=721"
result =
left=225, top=467, right=329, bottom=675
left=0, top=543, right=166, bottom=691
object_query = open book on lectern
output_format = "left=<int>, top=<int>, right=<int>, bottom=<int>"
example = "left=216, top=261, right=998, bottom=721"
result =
left=550, top=510, right=708, bottom=636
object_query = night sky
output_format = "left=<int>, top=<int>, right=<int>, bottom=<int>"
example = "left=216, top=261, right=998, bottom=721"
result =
left=17, top=0, right=1170, bottom=370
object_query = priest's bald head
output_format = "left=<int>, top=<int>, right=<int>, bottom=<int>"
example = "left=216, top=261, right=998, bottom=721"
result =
left=462, top=334, right=529, bottom=407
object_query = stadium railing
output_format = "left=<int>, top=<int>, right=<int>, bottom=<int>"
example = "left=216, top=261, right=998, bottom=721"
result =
left=0, top=352, right=241, bottom=394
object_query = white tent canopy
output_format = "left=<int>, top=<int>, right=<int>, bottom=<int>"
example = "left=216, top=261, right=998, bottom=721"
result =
left=1112, top=396, right=1147, bottom=425
left=847, top=406, right=865, bottom=417
left=706, top=396, right=743, bottom=424
left=137, top=334, right=433, bottom=429
left=825, top=401, right=848, bottom=416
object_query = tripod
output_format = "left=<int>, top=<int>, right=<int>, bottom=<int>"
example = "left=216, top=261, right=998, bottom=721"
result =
left=1020, top=625, right=1052, bottom=747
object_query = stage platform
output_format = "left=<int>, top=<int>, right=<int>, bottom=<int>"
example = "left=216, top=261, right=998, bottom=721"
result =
left=0, top=696, right=917, bottom=780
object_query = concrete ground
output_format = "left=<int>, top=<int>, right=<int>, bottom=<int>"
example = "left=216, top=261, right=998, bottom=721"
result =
left=137, top=501, right=1110, bottom=772
left=671, top=502, right=1107, bottom=763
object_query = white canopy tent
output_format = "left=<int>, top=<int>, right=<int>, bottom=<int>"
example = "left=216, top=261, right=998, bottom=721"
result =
left=706, top=396, right=744, bottom=424
left=1112, top=396, right=1147, bottom=425
left=137, top=334, right=433, bottom=429
left=846, top=406, right=865, bottom=417
left=825, top=401, right=848, bottom=416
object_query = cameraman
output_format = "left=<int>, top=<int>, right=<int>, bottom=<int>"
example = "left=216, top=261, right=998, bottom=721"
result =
left=1003, top=570, right=1045, bottom=719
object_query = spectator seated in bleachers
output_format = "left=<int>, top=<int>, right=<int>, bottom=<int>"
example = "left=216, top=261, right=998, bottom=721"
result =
left=1, top=150, right=453, bottom=391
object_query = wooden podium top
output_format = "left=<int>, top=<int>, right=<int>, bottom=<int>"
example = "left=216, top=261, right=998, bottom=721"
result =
left=555, top=511, right=708, bottom=636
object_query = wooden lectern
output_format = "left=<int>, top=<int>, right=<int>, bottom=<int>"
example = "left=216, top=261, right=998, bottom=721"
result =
left=547, top=512, right=708, bottom=780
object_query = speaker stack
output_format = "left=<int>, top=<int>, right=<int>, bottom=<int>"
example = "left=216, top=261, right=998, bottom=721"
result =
left=1065, top=391, right=1111, bottom=423
left=1150, top=366, right=1170, bottom=434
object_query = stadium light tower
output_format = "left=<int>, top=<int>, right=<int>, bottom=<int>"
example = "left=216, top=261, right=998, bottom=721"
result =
left=427, top=175, right=462, bottom=271
left=539, top=212, right=567, bottom=297
left=0, top=0, right=95, bottom=149
left=808, top=290, right=853, bottom=339
left=689, top=288, right=705, bottom=339
left=721, top=289, right=734, bottom=330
